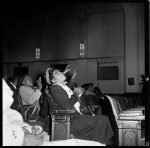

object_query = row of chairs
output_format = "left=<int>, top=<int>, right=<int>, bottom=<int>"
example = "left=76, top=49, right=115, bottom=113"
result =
left=105, top=95, right=145, bottom=146
left=11, top=87, right=145, bottom=146
left=49, top=94, right=145, bottom=145
left=111, top=94, right=144, bottom=111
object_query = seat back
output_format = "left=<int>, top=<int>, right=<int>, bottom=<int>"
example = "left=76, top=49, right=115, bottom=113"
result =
left=113, top=96, right=130, bottom=111
left=16, top=88, right=30, bottom=121
left=106, top=95, right=145, bottom=146
left=105, top=95, right=120, bottom=126
left=48, top=95, right=75, bottom=141
left=102, top=95, right=120, bottom=145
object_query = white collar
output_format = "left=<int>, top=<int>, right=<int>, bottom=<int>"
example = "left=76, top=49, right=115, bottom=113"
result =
left=10, top=82, right=16, bottom=89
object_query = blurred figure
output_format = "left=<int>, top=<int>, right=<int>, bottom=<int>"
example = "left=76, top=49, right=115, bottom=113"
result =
left=94, top=86, right=106, bottom=100
left=140, top=74, right=148, bottom=106
left=84, top=84, right=102, bottom=115
left=93, top=86, right=102, bottom=96
left=34, top=73, right=50, bottom=94
left=85, top=83, right=96, bottom=95
left=81, top=84, right=87, bottom=94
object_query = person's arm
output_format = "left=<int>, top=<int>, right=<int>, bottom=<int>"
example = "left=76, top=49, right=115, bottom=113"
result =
left=30, top=100, right=40, bottom=111
left=70, top=69, right=77, bottom=81
left=50, top=85, right=78, bottom=110
left=22, top=131, right=43, bottom=146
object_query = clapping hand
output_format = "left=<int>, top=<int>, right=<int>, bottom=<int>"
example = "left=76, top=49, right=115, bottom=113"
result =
left=31, top=125, right=43, bottom=135
left=71, top=69, right=77, bottom=80
left=74, top=87, right=83, bottom=97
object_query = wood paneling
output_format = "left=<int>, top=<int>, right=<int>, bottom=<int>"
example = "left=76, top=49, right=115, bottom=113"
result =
left=88, top=11, right=124, bottom=58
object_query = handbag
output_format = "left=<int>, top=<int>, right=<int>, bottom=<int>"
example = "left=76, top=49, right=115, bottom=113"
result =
left=25, top=106, right=39, bottom=122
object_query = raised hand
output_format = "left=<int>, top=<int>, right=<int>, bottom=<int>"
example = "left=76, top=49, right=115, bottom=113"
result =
left=37, top=77, right=42, bottom=90
left=63, top=65, right=70, bottom=74
left=74, top=87, right=83, bottom=97
left=71, top=69, right=77, bottom=80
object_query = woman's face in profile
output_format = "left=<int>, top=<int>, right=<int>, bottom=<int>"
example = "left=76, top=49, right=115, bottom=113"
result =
left=23, top=76, right=33, bottom=86
left=52, top=69, right=66, bottom=83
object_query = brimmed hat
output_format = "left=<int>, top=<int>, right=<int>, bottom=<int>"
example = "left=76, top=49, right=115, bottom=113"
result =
left=45, top=68, right=52, bottom=85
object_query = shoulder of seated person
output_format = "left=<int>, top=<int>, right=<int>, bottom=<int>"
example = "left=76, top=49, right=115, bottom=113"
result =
left=20, top=85, right=34, bottom=90
left=51, top=84, right=63, bottom=89
left=85, top=91, right=95, bottom=95
left=20, top=85, right=30, bottom=88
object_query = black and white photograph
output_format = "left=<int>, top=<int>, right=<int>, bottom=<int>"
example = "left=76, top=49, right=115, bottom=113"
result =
left=2, top=0, right=150, bottom=146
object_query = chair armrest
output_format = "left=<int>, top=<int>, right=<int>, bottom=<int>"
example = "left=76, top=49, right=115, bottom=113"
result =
left=21, top=105, right=31, bottom=109
left=51, top=109, right=75, bottom=115
left=12, top=105, right=30, bottom=110
left=51, top=109, right=75, bottom=121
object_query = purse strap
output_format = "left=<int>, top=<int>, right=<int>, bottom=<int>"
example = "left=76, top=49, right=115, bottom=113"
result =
left=24, top=106, right=39, bottom=122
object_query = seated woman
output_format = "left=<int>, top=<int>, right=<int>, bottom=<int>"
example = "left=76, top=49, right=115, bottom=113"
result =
left=45, top=67, right=114, bottom=145
left=19, top=75, right=42, bottom=109
left=19, top=75, right=53, bottom=132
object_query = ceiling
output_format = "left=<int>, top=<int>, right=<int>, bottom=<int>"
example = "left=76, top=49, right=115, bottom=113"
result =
left=2, top=2, right=84, bottom=24
left=2, top=2, right=124, bottom=25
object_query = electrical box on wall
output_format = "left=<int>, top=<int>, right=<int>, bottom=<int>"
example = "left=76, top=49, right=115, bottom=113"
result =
left=128, top=77, right=135, bottom=85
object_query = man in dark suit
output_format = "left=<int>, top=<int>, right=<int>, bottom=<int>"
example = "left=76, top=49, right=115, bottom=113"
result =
left=7, top=75, right=20, bottom=111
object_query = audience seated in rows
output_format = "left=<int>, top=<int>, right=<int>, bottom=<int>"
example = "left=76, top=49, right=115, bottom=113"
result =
left=3, top=78, right=105, bottom=146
